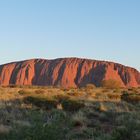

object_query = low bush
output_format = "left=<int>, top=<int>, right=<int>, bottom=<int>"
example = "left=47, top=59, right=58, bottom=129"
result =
left=101, top=79, right=122, bottom=89
left=23, top=96, right=58, bottom=110
left=128, top=88, right=138, bottom=93
left=102, top=88, right=110, bottom=93
left=34, top=89, right=45, bottom=94
left=113, top=88, right=121, bottom=93
left=8, top=85, right=18, bottom=88
left=18, top=90, right=31, bottom=95
left=121, top=93, right=140, bottom=104
left=54, top=95, right=70, bottom=103
left=107, top=93, right=121, bottom=100
left=62, top=99, right=85, bottom=112
left=85, top=84, right=96, bottom=89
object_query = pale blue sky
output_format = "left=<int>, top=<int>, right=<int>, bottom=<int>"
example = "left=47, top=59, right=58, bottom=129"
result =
left=0, top=0, right=140, bottom=70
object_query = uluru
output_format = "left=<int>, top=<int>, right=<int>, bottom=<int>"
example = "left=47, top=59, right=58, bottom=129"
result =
left=0, top=58, right=139, bottom=88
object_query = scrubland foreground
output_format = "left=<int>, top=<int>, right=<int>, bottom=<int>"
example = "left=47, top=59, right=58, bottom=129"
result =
left=0, top=85, right=140, bottom=140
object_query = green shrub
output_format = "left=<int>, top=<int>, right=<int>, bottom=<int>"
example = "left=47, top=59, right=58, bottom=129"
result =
left=62, top=99, right=85, bottom=112
left=23, top=96, right=58, bottom=110
left=101, top=79, right=122, bottom=89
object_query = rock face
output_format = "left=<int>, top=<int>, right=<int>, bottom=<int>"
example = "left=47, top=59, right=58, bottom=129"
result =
left=0, top=58, right=139, bottom=88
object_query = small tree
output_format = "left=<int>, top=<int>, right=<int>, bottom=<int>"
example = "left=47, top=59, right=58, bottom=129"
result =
left=101, top=79, right=121, bottom=89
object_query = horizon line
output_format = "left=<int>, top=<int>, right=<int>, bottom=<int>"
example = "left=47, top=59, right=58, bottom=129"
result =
left=0, top=57, right=139, bottom=72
